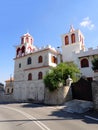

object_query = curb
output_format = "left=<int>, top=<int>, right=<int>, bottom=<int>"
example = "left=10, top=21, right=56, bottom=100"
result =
left=85, top=115, right=98, bottom=121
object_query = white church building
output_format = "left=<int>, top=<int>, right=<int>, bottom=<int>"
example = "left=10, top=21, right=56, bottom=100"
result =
left=13, top=26, right=98, bottom=101
left=13, top=33, right=61, bottom=101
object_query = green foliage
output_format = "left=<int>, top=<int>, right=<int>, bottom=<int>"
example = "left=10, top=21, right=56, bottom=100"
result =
left=92, top=58, right=98, bottom=71
left=44, top=62, right=80, bottom=91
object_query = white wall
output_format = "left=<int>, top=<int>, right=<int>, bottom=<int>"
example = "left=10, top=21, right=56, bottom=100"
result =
left=14, top=80, right=45, bottom=101
left=13, top=48, right=58, bottom=101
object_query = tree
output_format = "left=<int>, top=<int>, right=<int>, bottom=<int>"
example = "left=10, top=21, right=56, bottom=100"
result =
left=92, top=58, right=98, bottom=71
left=44, top=62, right=80, bottom=91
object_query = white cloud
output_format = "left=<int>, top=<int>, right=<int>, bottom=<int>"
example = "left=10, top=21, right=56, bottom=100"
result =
left=80, top=17, right=95, bottom=30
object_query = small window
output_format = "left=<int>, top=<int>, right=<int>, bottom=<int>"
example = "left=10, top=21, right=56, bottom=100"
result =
left=11, top=88, right=13, bottom=93
left=38, top=72, right=43, bottom=80
left=81, top=58, right=89, bottom=68
left=27, top=57, right=32, bottom=65
left=19, top=63, right=21, bottom=68
left=28, top=73, right=32, bottom=80
left=38, top=56, right=43, bottom=63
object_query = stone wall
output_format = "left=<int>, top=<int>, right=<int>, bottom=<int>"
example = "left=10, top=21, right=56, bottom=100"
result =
left=0, top=93, right=15, bottom=103
left=44, top=86, right=72, bottom=105
left=92, top=81, right=98, bottom=110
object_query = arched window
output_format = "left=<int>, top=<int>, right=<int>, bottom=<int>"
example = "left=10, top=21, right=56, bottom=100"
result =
left=28, top=73, right=32, bottom=80
left=51, top=56, right=57, bottom=63
left=19, top=63, right=21, bottom=68
left=71, top=33, right=75, bottom=43
left=26, top=36, right=29, bottom=43
left=21, top=46, right=25, bottom=54
left=38, top=56, right=43, bottom=63
left=17, top=48, right=20, bottom=55
left=7, top=88, right=9, bottom=94
left=27, top=57, right=32, bottom=65
left=38, top=72, right=43, bottom=80
left=65, top=35, right=69, bottom=45
left=11, top=88, right=13, bottom=93
left=81, top=58, right=89, bottom=68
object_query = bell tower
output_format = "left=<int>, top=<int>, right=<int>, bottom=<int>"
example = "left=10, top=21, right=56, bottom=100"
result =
left=16, top=33, right=37, bottom=58
left=21, top=33, right=33, bottom=45
left=61, top=25, right=85, bottom=62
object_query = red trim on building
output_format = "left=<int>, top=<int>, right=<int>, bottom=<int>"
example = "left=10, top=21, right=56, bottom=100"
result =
left=80, top=58, right=89, bottom=68
left=14, top=47, right=58, bottom=60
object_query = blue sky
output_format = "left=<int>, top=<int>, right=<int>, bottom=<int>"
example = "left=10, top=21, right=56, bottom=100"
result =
left=1, top=0, right=98, bottom=84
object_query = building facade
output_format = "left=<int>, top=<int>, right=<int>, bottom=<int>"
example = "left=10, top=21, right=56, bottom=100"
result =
left=13, top=26, right=98, bottom=102
left=62, top=26, right=98, bottom=81
left=13, top=33, right=61, bottom=101
left=5, top=78, right=14, bottom=94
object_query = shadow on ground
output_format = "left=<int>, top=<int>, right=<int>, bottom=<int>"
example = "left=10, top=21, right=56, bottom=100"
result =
left=21, top=102, right=98, bottom=124
left=0, top=102, right=98, bottom=124
left=49, top=108, right=98, bottom=124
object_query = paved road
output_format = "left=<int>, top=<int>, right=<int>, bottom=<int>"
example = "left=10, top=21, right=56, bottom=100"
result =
left=0, top=103, right=97, bottom=130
